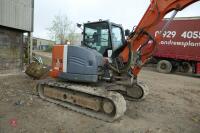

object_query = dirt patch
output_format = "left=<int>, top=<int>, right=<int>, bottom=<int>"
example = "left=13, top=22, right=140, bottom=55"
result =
left=0, top=70, right=200, bottom=133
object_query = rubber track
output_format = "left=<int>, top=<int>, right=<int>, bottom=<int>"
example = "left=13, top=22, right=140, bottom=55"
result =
left=37, top=79, right=126, bottom=122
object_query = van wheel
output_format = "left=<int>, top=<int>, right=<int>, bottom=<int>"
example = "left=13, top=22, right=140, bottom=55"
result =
left=156, top=60, right=172, bottom=73
left=180, top=62, right=191, bottom=73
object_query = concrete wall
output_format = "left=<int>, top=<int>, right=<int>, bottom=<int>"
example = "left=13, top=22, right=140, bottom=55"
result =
left=0, top=27, right=23, bottom=74
left=0, top=0, right=34, bottom=32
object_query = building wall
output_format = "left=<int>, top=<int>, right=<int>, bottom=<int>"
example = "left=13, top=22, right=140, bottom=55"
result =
left=24, top=37, right=55, bottom=51
left=0, top=27, right=23, bottom=74
left=69, top=33, right=82, bottom=45
left=0, top=0, right=34, bottom=32
left=36, top=38, right=55, bottom=50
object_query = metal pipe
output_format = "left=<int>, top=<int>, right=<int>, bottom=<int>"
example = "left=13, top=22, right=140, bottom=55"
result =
left=161, top=10, right=178, bottom=34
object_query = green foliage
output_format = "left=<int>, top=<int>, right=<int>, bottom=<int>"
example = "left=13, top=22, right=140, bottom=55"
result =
left=44, top=45, right=53, bottom=52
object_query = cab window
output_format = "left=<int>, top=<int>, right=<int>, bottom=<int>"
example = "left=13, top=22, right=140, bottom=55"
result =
left=84, top=22, right=111, bottom=55
left=111, top=26, right=123, bottom=51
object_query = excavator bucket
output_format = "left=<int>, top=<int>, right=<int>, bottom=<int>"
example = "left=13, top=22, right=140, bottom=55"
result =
left=25, top=62, right=49, bottom=79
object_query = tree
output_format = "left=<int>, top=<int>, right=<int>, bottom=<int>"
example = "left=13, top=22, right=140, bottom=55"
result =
left=47, top=14, right=76, bottom=44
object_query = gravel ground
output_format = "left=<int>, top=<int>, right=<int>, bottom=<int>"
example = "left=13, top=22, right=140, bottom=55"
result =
left=0, top=69, right=200, bottom=133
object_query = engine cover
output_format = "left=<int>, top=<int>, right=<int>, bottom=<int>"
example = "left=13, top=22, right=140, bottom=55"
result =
left=58, top=45, right=103, bottom=83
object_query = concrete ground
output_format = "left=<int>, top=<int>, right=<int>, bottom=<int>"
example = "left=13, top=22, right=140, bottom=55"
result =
left=0, top=68, right=200, bottom=133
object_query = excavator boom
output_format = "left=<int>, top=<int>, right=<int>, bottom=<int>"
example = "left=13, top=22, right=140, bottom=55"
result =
left=118, top=0, right=199, bottom=77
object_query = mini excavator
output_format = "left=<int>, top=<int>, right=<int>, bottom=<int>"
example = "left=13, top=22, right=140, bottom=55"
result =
left=26, top=0, right=199, bottom=122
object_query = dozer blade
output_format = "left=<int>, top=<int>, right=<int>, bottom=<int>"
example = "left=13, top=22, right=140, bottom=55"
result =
left=36, top=79, right=126, bottom=122
left=126, top=81, right=149, bottom=101
left=107, top=80, right=149, bottom=101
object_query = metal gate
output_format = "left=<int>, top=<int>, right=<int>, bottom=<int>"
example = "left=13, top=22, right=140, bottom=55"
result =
left=0, top=28, right=23, bottom=74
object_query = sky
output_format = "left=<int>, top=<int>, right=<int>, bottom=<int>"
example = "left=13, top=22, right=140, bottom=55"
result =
left=33, top=0, right=200, bottom=40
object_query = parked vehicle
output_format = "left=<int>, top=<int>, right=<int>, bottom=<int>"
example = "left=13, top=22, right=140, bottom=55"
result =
left=150, top=17, right=200, bottom=74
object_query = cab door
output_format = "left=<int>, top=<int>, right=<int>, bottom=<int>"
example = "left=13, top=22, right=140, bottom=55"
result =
left=110, top=25, right=124, bottom=51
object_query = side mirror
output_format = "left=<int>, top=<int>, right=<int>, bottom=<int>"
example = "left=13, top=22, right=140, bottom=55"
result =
left=77, top=23, right=82, bottom=28
left=125, top=29, right=130, bottom=36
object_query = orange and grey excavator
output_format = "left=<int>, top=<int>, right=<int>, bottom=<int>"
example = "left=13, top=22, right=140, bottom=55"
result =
left=26, top=0, right=199, bottom=122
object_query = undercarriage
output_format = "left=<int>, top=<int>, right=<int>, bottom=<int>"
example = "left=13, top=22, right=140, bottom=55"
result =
left=36, top=78, right=148, bottom=122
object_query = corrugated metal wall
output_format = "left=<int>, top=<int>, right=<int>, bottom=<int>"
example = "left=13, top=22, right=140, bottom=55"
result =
left=0, top=0, right=34, bottom=32
left=0, top=28, right=23, bottom=74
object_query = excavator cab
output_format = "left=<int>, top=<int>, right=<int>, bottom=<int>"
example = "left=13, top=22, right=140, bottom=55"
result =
left=82, top=20, right=125, bottom=57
